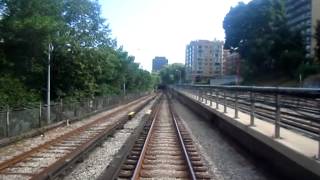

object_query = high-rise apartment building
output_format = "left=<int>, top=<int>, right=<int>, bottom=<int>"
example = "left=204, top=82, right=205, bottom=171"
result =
left=286, top=0, right=320, bottom=57
left=185, top=40, right=224, bottom=82
left=152, top=56, right=168, bottom=73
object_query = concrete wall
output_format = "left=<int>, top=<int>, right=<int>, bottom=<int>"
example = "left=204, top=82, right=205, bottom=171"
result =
left=171, top=89, right=320, bottom=180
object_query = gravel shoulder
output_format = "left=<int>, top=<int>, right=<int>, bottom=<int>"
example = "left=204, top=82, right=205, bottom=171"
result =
left=173, top=99, right=280, bottom=180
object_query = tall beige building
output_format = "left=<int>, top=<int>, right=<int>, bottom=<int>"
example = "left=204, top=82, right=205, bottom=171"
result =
left=286, top=0, right=320, bottom=57
left=185, top=40, right=224, bottom=82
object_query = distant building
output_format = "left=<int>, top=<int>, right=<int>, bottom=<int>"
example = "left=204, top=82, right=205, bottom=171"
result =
left=223, top=50, right=241, bottom=76
left=185, top=40, right=224, bottom=82
left=152, top=56, right=168, bottom=73
left=285, top=0, right=320, bottom=57
left=222, top=50, right=230, bottom=75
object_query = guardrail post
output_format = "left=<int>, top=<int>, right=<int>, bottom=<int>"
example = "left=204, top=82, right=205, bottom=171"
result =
left=205, top=90, right=208, bottom=104
left=235, top=92, right=239, bottom=119
left=275, top=94, right=281, bottom=138
left=6, top=106, right=9, bottom=137
left=201, top=89, right=204, bottom=102
left=318, top=128, right=320, bottom=159
left=195, top=89, right=198, bottom=100
left=224, top=90, right=227, bottom=113
left=250, top=92, right=255, bottom=126
left=210, top=91, right=213, bottom=107
left=198, top=89, right=201, bottom=101
left=216, top=90, right=219, bottom=109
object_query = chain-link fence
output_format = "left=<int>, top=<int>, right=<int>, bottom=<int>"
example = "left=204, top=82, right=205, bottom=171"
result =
left=0, top=92, right=150, bottom=139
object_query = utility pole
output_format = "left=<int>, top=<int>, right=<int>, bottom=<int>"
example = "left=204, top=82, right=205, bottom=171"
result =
left=47, top=43, right=54, bottom=124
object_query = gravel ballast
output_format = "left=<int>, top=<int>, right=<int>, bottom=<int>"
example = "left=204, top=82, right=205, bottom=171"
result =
left=173, top=99, right=280, bottom=180
left=60, top=99, right=156, bottom=180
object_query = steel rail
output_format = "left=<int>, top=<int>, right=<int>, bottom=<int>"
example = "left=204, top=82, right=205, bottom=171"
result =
left=97, top=94, right=162, bottom=180
left=131, top=95, right=198, bottom=179
left=169, top=100, right=197, bottom=180
left=131, top=97, right=161, bottom=179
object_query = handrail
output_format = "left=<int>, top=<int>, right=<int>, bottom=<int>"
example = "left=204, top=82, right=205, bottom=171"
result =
left=175, top=84, right=320, bottom=98
left=172, top=85, right=320, bottom=159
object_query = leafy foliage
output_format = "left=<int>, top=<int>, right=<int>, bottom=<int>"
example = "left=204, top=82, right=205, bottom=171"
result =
left=159, top=63, right=185, bottom=85
left=0, top=0, right=155, bottom=106
left=223, top=0, right=306, bottom=80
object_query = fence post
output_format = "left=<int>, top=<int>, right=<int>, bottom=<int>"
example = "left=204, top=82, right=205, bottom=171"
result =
left=223, top=91, right=227, bottom=113
left=60, top=99, right=64, bottom=120
left=39, top=102, right=42, bottom=128
left=235, top=92, right=239, bottom=119
left=6, top=106, right=9, bottom=137
left=275, top=94, right=281, bottom=138
left=250, top=91, right=255, bottom=126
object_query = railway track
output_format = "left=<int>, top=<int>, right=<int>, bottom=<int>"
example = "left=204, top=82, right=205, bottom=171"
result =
left=110, top=95, right=212, bottom=179
left=0, top=95, right=155, bottom=180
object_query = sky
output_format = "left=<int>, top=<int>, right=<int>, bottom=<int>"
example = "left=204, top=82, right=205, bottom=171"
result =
left=99, top=0, right=251, bottom=71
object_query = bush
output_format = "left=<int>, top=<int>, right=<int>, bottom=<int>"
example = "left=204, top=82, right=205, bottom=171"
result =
left=0, top=76, right=39, bottom=108
left=298, top=64, right=320, bottom=79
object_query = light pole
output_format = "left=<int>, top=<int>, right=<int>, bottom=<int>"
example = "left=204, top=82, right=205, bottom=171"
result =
left=47, top=43, right=54, bottom=124
left=123, top=76, right=126, bottom=96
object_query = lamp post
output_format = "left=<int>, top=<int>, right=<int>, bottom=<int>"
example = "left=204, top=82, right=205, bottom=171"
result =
left=47, top=43, right=54, bottom=124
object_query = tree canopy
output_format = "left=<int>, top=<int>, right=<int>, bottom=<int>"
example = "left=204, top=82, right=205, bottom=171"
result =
left=0, top=0, right=155, bottom=107
left=159, top=63, right=185, bottom=85
left=223, top=0, right=306, bottom=80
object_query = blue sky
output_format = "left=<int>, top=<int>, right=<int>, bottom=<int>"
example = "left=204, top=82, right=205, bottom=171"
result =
left=99, top=0, right=251, bottom=71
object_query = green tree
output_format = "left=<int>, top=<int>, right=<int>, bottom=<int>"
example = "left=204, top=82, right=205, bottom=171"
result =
left=223, top=0, right=306, bottom=79
left=159, top=63, right=185, bottom=85
left=0, top=0, right=154, bottom=106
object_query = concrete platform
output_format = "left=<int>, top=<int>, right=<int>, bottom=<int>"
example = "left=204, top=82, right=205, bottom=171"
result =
left=172, top=89, right=320, bottom=180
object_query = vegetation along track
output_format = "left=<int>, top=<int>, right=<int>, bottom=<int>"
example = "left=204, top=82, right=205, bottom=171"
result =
left=0, top=94, right=155, bottom=180
left=113, top=94, right=212, bottom=179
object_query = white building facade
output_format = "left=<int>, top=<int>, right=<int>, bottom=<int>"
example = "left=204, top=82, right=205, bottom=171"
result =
left=185, top=40, right=224, bottom=83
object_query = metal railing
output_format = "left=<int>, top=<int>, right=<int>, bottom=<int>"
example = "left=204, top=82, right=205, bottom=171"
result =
left=173, top=84, right=320, bottom=159
left=0, top=92, right=150, bottom=140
